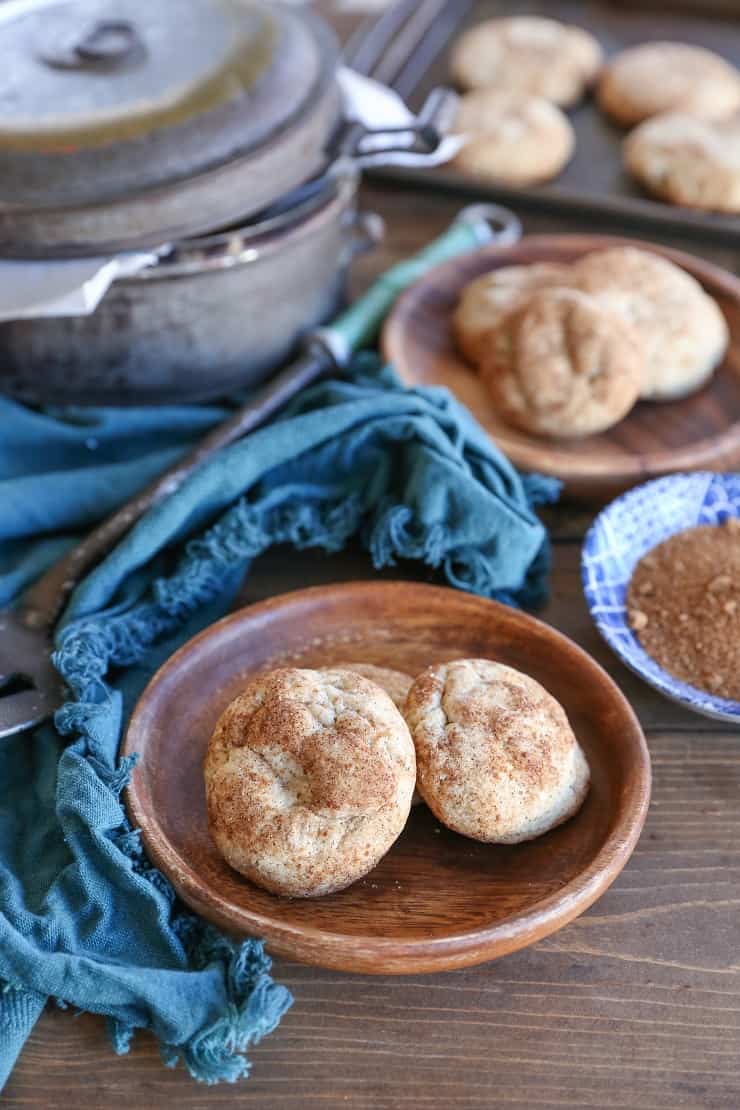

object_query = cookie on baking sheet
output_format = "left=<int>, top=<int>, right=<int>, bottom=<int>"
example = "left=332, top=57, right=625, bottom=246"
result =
left=450, top=16, right=602, bottom=107
left=322, top=662, right=423, bottom=807
left=597, top=42, right=740, bottom=126
left=478, top=287, right=642, bottom=438
left=452, top=90, right=575, bottom=187
left=452, top=261, right=575, bottom=366
left=405, top=659, right=590, bottom=844
left=625, top=111, right=740, bottom=214
left=204, top=667, right=415, bottom=898
left=574, top=246, right=729, bottom=400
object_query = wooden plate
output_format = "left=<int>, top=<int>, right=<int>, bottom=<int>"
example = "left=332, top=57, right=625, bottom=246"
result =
left=123, top=581, right=651, bottom=974
left=381, top=234, right=740, bottom=500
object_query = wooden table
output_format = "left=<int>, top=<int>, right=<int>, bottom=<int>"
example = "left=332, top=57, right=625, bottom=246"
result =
left=6, top=164, right=740, bottom=1110
left=7, top=182, right=740, bottom=1110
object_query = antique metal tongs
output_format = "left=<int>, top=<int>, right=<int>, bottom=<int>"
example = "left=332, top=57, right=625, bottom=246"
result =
left=0, top=204, right=520, bottom=740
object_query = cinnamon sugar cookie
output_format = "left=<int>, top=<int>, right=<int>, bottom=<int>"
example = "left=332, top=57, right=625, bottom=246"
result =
left=452, top=90, right=574, bottom=187
left=323, top=662, right=423, bottom=807
left=598, top=42, right=740, bottom=126
left=450, top=16, right=602, bottom=107
left=574, top=247, right=728, bottom=400
left=625, top=111, right=740, bottom=214
left=452, top=261, right=574, bottom=366
left=204, top=667, right=415, bottom=897
left=405, top=659, right=590, bottom=843
left=478, top=287, right=642, bottom=438
left=327, top=663, right=412, bottom=713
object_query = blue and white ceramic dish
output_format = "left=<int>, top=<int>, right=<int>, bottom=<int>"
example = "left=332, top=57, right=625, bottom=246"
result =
left=582, top=472, right=740, bottom=722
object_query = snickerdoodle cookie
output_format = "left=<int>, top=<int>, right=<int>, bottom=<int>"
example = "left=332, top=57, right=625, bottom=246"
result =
left=574, top=247, right=728, bottom=400
left=450, top=16, right=602, bottom=107
left=327, top=663, right=413, bottom=712
left=452, top=90, right=575, bottom=186
left=452, top=261, right=574, bottom=366
left=204, top=667, right=415, bottom=897
left=478, top=287, right=642, bottom=438
left=597, top=42, right=740, bottom=127
left=322, top=662, right=423, bottom=807
left=405, top=659, right=590, bottom=843
left=625, top=111, right=740, bottom=214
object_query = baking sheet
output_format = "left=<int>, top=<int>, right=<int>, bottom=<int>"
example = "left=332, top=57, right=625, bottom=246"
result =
left=368, top=0, right=740, bottom=247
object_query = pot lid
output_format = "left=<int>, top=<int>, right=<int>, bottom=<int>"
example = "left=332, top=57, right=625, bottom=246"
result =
left=0, top=0, right=341, bottom=254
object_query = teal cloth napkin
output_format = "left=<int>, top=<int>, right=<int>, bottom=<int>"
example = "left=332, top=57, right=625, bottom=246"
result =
left=0, top=357, right=559, bottom=1088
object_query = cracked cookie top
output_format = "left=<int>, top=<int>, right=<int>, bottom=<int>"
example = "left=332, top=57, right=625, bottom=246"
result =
left=453, top=262, right=574, bottom=367
left=597, top=43, right=740, bottom=127
left=321, top=662, right=423, bottom=808
left=478, top=286, right=642, bottom=438
left=321, top=663, right=413, bottom=713
left=450, top=16, right=602, bottom=108
left=574, top=246, right=729, bottom=401
left=204, top=667, right=415, bottom=897
left=405, top=659, right=590, bottom=843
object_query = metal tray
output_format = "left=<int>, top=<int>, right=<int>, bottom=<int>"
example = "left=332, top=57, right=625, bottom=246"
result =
left=365, top=0, right=740, bottom=247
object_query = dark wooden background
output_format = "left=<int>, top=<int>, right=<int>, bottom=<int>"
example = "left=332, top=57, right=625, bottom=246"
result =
left=5, top=0, right=740, bottom=1103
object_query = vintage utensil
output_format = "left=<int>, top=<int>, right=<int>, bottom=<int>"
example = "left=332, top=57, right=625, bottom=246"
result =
left=0, top=0, right=454, bottom=256
left=0, top=0, right=464, bottom=407
left=0, top=0, right=341, bottom=254
left=344, top=0, right=475, bottom=101
left=382, top=233, right=740, bottom=500
left=0, top=202, right=521, bottom=739
left=123, top=580, right=651, bottom=973
left=4, top=168, right=371, bottom=407
left=4, top=70, right=462, bottom=409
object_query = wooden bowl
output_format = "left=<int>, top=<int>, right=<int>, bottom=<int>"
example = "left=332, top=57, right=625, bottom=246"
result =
left=382, top=234, right=740, bottom=500
left=123, top=581, right=651, bottom=974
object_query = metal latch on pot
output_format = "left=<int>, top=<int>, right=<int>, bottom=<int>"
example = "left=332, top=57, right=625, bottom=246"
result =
left=334, top=70, right=463, bottom=170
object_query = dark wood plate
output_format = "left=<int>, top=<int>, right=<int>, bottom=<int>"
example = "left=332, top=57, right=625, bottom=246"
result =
left=123, top=581, right=650, bottom=974
left=382, top=235, right=740, bottom=501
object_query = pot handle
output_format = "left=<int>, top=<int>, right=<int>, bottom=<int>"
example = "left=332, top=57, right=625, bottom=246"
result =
left=316, top=203, right=521, bottom=362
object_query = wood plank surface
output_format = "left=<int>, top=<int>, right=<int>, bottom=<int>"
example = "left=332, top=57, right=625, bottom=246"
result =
left=6, top=534, right=740, bottom=1108
left=5, top=27, right=740, bottom=1105
left=6, top=721, right=740, bottom=1109
left=236, top=540, right=731, bottom=734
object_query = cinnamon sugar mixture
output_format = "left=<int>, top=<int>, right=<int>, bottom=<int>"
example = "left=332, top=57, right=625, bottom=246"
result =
left=626, top=517, right=740, bottom=701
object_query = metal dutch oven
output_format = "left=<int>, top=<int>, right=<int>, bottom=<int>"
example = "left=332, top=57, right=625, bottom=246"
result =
left=0, top=0, right=450, bottom=405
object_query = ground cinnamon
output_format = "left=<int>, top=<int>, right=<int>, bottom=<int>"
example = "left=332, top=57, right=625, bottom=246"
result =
left=626, top=517, right=740, bottom=701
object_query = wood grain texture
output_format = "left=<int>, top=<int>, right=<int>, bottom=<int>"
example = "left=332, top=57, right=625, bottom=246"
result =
left=6, top=724, right=739, bottom=1109
left=238, top=540, right=740, bottom=735
left=382, top=234, right=740, bottom=500
left=123, top=582, right=649, bottom=973
left=7, top=144, right=740, bottom=1106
